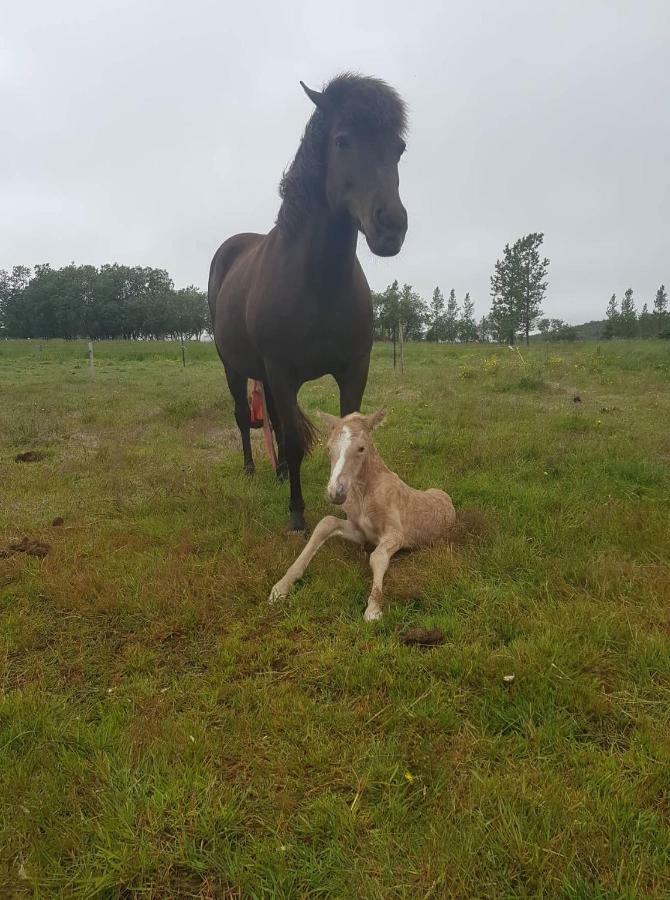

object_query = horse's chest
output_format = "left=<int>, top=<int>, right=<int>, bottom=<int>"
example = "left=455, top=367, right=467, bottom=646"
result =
left=253, top=295, right=371, bottom=370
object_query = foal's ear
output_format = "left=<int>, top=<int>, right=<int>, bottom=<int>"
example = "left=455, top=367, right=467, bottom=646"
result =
left=365, top=408, right=387, bottom=431
left=300, top=81, right=332, bottom=115
left=316, top=410, right=340, bottom=432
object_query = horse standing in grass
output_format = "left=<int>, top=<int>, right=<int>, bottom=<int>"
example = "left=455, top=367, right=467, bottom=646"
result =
left=269, top=410, right=456, bottom=620
left=208, top=74, right=408, bottom=532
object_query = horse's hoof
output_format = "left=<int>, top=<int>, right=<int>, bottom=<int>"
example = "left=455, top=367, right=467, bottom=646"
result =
left=276, top=462, right=288, bottom=482
left=244, top=463, right=255, bottom=477
left=363, top=605, right=383, bottom=622
left=287, top=513, right=307, bottom=535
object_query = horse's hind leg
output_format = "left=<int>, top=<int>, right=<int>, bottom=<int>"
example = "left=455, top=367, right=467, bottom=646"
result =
left=263, top=382, right=288, bottom=481
left=224, top=363, right=254, bottom=475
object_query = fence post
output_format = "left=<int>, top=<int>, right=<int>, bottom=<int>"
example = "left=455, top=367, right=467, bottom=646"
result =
left=87, top=341, right=94, bottom=371
left=180, top=335, right=186, bottom=367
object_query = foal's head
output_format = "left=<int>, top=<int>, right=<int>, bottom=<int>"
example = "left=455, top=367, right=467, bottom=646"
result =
left=279, top=74, right=408, bottom=257
left=318, top=409, right=386, bottom=504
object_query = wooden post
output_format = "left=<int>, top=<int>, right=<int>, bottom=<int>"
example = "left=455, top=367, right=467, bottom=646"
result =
left=399, top=321, right=404, bottom=375
left=87, top=341, right=94, bottom=371
left=393, top=325, right=397, bottom=370
left=180, top=335, right=186, bottom=368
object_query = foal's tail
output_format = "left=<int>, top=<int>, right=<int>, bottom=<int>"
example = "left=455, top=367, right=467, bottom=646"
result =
left=296, top=404, right=318, bottom=455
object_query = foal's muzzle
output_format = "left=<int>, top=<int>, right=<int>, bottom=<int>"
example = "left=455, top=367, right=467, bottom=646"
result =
left=327, top=483, right=347, bottom=505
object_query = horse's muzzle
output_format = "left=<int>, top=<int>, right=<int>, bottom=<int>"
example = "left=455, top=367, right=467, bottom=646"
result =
left=367, top=229, right=406, bottom=257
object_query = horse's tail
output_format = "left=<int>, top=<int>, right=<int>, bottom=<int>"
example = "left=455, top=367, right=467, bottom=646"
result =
left=296, top=404, right=318, bottom=455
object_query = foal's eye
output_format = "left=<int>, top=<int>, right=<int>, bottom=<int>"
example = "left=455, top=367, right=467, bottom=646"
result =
left=335, top=135, right=350, bottom=150
left=358, top=446, right=365, bottom=453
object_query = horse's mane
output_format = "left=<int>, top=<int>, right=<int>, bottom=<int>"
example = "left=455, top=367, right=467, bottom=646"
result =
left=276, top=73, right=408, bottom=234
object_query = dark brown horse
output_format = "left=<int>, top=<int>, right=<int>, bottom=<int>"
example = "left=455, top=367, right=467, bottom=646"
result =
left=208, top=74, right=408, bottom=532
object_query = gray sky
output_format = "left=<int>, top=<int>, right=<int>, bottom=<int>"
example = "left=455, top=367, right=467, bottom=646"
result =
left=2, top=0, right=668, bottom=323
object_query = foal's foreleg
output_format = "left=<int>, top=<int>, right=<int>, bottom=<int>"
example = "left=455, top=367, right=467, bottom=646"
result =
left=269, top=516, right=363, bottom=603
left=364, top=534, right=402, bottom=622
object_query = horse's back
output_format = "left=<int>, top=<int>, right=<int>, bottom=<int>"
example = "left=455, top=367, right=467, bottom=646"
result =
left=207, top=232, right=264, bottom=324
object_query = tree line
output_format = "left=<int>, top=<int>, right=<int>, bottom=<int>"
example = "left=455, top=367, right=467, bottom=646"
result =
left=0, top=264, right=210, bottom=340
left=3, top=243, right=667, bottom=344
left=603, top=286, right=669, bottom=339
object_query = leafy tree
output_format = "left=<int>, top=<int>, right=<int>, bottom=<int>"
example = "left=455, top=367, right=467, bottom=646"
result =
left=619, top=288, right=638, bottom=338
left=426, top=286, right=445, bottom=341
left=603, top=294, right=618, bottom=339
left=490, top=233, right=549, bottom=344
left=372, top=280, right=401, bottom=342
left=653, top=284, right=668, bottom=336
left=444, top=289, right=459, bottom=342
left=458, top=292, right=477, bottom=342
left=399, top=283, right=428, bottom=341
left=638, top=302, right=656, bottom=339
left=478, top=315, right=492, bottom=343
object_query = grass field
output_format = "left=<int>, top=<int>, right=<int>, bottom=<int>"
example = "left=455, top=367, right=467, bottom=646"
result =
left=1, top=338, right=669, bottom=898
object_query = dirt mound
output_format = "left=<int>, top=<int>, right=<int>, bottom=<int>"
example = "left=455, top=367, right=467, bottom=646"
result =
left=400, top=627, right=445, bottom=648
left=0, top=536, right=51, bottom=559
left=15, top=451, right=45, bottom=463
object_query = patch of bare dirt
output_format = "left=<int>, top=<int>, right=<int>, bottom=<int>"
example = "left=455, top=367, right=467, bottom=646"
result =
left=15, top=450, right=45, bottom=463
left=52, top=517, right=65, bottom=527
left=400, top=627, right=445, bottom=648
left=449, top=508, right=491, bottom=546
left=0, top=536, right=51, bottom=558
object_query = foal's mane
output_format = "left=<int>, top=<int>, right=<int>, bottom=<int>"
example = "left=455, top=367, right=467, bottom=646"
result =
left=276, top=73, right=408, bottom=234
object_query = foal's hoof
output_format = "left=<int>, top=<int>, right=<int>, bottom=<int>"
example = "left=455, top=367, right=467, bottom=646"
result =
left=363, top=605, right=383, bottom=622
left=268, top=583, right=287, bottom=604
left=276, top=462, right=289, bottom=482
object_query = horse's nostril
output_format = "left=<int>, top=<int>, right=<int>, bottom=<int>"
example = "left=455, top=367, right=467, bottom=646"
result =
left=374, top=208, right=386, bottom=228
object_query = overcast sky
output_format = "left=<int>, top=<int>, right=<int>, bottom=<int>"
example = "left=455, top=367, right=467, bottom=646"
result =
left=2, top=0, right=668, bottom=323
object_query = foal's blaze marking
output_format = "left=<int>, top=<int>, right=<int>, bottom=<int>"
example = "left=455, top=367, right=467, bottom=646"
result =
left=327, top=426, right=352, bottom=499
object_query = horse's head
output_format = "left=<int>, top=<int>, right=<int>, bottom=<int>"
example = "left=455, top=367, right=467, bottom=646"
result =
left=318, top=409, right=386, bottom=504
left=301, top=76, right=408, bottom=257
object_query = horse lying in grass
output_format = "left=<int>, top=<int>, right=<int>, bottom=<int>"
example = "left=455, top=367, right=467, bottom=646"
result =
left=269, top=409, right=456, bottom=621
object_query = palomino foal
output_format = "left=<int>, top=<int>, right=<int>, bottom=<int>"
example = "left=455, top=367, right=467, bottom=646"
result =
left=269, top=410, right=456, bottom=620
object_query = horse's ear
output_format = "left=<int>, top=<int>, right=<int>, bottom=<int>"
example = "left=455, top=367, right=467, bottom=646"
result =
left=300, top=81, right=332, bottom=114
left=317, top=410, right=340, bottom=432
left=365, top=408, right=386, bottom=431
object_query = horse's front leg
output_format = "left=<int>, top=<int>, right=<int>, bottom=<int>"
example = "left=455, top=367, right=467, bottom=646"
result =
left=269, top=516, right=363, bottom=602
left=265, top=362, right=308, bottom=533
left=336, top=352, right=371, bottom=416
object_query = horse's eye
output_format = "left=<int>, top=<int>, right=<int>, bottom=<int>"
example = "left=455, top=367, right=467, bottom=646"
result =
left=398, top=140, right=407, bottom=157
left=358, top=446, right=365, bottom=453
left=335, top=135, right=350, bottom=150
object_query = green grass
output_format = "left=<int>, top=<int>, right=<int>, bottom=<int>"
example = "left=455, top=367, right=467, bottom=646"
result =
left=1, top=338, right=669, bottom=898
